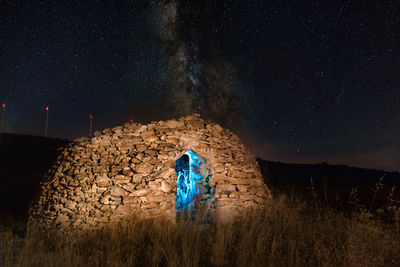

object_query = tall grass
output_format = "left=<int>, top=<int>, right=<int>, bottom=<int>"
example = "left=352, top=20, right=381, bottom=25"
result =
left=2, top=192, right=400, bottom=267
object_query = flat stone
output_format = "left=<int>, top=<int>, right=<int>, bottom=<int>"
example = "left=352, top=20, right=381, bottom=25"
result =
left=74, top=137, right=89, bottom=143
left=131, top=174, right=143, bottom=184
left=143, top=135, right=159, bottom=142
left=185, top=119, right=205, bottom=130
left=56, top=214, right=69, bottom=224
left=165, top=136, right=180, bottom=144
left=144, top=195, right=163, bottom=203
left=110, top=186, right=127, bottom=197
left=135, top=164, right=154, bottom=173
left=122, top=167, right=132, bottom=175
left=127, top=136, right=143, bottom=144
left=214, top=163, right=225, bottom=173
left=112, top=126, right=123, bottom=133
left=161, top=181, right=175, bottom=193
left=120, top=184, right=136, bottom=192
left=135, top=144, right=147, bottom=152
left=94, top=174, right=112, bottom=187
left=122, top=196, right=141, bottom=204
left=216, top=184, right=236, bottom=194
left=160, top=168, right=175, bottom=179
left=114, top=179, right=131, bottom=185
left=141, top=130, right=155, bottom=138
left=65, top=200, right=77, bottom=210
left=227, top=170, right=248, bottom=179
left=164, top=120, right=185, bottom=128
left=148, top=181, right=161, bottom=188
left=237, top=185, right=248, bottom=192
left=99, top=194, right=111, bottom=205
left=130, top=188, right=160, bottom=197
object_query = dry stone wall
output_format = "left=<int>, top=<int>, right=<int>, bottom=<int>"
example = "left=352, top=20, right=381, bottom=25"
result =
left=30, top=114, right=271, bottom=229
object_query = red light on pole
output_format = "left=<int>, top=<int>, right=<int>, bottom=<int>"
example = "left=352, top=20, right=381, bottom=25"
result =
left=1, top=103, right=5, bottom=133
left=89, top=114, right=93, bottom=138
left=130, top=119, right=133, bottom=123
left=44, top=106, right=49, bottom=137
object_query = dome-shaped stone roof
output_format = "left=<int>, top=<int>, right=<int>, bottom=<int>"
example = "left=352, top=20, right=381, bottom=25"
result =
left=30, top=114, right=271, bottom=229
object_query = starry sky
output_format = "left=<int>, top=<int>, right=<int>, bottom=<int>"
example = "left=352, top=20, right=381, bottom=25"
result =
left=1, top=0, right=399, bottom=171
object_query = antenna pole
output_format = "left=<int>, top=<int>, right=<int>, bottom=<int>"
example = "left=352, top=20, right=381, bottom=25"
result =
left=1, top=103, right=5, bottom=133
left=44, top=106, right=49, bottom=137
left=89, top=114, right=93, bottom=138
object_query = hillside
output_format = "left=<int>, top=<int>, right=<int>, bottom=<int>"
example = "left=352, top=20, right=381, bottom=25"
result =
left=257, top=158, right=400, bottom=210
left=0, top=133, right=69, bottom=224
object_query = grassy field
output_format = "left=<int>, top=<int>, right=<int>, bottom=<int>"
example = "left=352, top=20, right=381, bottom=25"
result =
left=2, top=190, right=400, bottom=267
left=2, top=134, right=399, bottom=266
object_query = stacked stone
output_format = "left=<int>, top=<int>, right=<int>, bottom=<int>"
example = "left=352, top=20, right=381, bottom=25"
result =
left=30, top=114, right=271, bottom=229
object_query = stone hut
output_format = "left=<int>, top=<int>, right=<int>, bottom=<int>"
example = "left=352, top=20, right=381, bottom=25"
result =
left=30, top=114, right=271, bottom=229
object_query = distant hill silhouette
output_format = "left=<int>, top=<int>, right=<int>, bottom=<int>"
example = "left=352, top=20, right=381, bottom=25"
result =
left=257, top=158, right=400, bottom=210
left=1, top=133, right=69, bottom=223
left=257, top=158, right=400, bottom=188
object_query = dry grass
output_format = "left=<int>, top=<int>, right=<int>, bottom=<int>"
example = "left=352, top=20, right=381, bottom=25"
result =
left=2, top=193, right=400, bottom=267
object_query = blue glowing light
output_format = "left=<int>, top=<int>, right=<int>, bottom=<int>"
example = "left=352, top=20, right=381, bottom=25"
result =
left=175, top=150, right=212, bottom=213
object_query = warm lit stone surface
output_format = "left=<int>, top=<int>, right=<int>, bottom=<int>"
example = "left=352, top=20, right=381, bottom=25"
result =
left=30, top=114, right=271, bottom=229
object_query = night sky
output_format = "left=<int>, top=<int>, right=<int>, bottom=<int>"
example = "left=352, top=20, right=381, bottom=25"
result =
left=1, top=1, right=399, bottom=171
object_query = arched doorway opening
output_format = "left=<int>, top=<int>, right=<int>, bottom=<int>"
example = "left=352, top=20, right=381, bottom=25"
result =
left=175, top=150, right=214, bottom=221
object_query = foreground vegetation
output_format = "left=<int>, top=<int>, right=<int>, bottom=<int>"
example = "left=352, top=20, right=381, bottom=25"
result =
left=2, top=189, right=400, bottom=267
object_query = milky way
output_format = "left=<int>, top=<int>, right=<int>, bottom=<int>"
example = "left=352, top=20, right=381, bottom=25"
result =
left=151, top=0, right=241, bottom=126
left=0, top=0, right=399, bottom=171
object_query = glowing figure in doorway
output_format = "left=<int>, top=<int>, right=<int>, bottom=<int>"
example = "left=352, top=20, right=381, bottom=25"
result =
left=175, top=150, right=212, bottom=213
